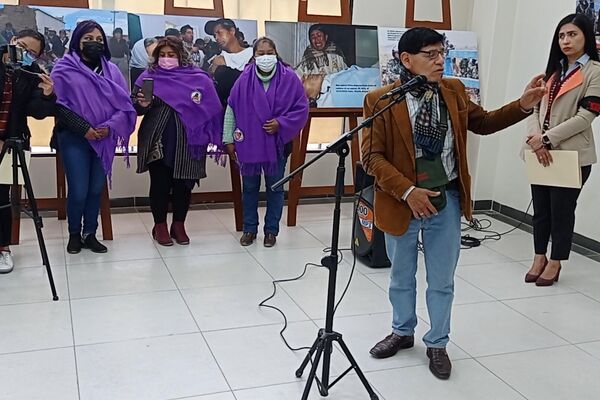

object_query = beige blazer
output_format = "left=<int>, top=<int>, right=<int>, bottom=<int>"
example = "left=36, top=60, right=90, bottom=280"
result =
left=522, top=60, right=600, bottom=166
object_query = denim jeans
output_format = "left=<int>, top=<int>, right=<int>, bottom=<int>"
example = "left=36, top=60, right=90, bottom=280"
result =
left=384, top=189, right=461, bottom=348
left=57, top=131, right=106, bottom=236
left=242, top=158, right=287, bottom=235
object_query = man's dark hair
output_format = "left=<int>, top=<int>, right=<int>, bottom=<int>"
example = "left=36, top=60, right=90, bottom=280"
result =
left=309, top=24, right=327, bottom=37
left=545, top=13, right=600, bottom=81
left=397, top=27, right=444, bottom=55
left=164, top=28, right=181, bottom=38
left=16, top=29, right=46, bottom=57
left=113, top=27, right=123, bottom=35
left=180, top=24, right=193, bottom=35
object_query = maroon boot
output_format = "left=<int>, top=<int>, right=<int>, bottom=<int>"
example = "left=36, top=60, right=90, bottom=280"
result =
left=170, top=221, right=190, bottom=245
left=152, top=223, right=173, bottom=246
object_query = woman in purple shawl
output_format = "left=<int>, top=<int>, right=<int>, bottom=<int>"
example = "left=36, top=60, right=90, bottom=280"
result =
left=134, top=36, right=223, bottom=246
left=224, top=37, right=309, bottom=247
left=51, top=21, right=137, bottom=255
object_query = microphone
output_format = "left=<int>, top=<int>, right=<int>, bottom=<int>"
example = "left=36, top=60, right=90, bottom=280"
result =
left=380, top=75, right=428, bottom=99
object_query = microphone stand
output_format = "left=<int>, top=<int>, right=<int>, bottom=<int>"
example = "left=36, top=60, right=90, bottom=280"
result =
left=272, top=90, right=409, bottom=400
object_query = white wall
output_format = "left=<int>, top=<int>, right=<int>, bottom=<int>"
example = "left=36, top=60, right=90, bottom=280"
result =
left=469, top=0, right=600, bottom=241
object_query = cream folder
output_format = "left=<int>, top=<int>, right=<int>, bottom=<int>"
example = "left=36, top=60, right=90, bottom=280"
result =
left=0, top=150, right=31, bottom=185
left=524, top=150, right=581, bottom=189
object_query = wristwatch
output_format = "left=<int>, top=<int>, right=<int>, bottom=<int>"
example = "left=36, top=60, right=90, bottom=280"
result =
left=541, top=134, right=552, bottom=148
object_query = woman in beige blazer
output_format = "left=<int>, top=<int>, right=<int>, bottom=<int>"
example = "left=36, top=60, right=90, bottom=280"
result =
left=523, top=13, right=600, bottom=286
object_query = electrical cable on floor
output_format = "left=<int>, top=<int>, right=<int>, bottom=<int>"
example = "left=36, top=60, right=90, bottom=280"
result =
left=258, top=247, right=346, bottom=352
left=460, top=199, right=534, bottom=249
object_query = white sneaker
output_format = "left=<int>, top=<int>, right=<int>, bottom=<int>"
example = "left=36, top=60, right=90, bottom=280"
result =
left=0, top=251, right=14, bottom=274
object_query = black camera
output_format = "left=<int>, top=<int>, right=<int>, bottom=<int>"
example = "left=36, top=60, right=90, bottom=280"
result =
left=202, top=39, right=222, bottom=67
left=1, top=44, right=24, bottom=67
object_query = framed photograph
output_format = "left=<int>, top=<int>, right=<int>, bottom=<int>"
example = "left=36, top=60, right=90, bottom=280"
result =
left=378, top=27, right=481, bottom=104
left=266, top=21, right=380, bottom=109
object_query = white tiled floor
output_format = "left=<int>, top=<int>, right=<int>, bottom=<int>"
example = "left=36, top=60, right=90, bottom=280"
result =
left=1, top=204, right=600, bottom=400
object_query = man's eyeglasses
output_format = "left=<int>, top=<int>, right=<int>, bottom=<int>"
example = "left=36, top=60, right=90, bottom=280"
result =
left=418, top=49, right=447, bottom=60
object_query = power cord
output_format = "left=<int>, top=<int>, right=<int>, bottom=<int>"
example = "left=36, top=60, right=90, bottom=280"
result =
left=460, top=199, right=533, bottom=248
left=258, top=247, right=347, bottom=352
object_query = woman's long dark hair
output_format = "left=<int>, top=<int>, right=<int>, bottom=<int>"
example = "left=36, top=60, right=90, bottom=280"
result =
left=545, top=13, right=599, bottom=81
left=149, top=35, right=190, bottom=69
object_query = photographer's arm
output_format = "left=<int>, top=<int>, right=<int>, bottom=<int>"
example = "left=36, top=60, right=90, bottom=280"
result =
left=25, top=83, right=56, bottom=120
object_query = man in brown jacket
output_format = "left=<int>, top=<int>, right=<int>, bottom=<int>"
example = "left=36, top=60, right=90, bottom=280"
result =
left=361, top=27, right=546, bottom=380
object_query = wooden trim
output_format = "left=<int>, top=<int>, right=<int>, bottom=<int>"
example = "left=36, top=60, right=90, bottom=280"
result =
left=299, top=185, right=355, bottom=196
left=309, top=107, right=363, bottom=117
left=405, top=0, right=452, bottom=30
left=298, top=0, right=353, bottom=25
left=19, top=0, right=89, bottom=7
left=286, top=112, right=360, bottom=226
left=164, top=0, right=224, bottom=18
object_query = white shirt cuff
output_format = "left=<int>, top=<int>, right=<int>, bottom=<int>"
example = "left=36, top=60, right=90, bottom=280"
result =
left=401, top=186, right=416, bottom=201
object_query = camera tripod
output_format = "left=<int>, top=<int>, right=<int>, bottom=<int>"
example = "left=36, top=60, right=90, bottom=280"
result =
left=0, top=137, right=59, bottom=300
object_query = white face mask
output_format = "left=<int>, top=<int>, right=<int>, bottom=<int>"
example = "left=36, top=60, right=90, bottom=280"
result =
left=255, top=54, right=277, bottom=73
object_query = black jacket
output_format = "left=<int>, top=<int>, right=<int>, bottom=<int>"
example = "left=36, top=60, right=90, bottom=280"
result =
left=0, top=63, right=56, bottom=146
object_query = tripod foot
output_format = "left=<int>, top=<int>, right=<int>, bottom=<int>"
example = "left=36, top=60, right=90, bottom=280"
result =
left=53, top=295, right=59, bottom=301
left=370, top=394, right=379, bottom=400
left=295, top=369, right=303, bottom=378
left=319, top=386, right=328, bottom=397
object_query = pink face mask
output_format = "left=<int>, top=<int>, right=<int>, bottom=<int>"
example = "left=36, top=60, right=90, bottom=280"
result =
left=158, top=57, right=179, bottom=70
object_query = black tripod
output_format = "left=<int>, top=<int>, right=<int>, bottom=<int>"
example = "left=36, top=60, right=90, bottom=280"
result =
left=0, top=137, right=59, bottom=300
left=273, top=90, right=408, bottom=400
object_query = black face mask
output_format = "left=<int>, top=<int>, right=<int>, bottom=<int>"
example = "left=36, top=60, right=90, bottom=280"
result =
left=81, top=41, right=105, bottom=62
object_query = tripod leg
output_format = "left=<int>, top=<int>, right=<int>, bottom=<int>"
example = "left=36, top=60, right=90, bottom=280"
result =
left=320, top=340, right=332, bottom=396
left=17, top=150, right=59, bottom=301
left=337, top=337, right=379, bottom=400
left=301, top=339, right=325, bottom=400
left=296, top=332, right=321, bottom=378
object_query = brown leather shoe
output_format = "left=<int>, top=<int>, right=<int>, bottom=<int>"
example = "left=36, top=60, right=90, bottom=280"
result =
left=240, top=232, right=257, bottom=246
left=369, top=333, right=414, bottom=359
left=426, top=347, right=451, bottom=380
left=153, top=223, right=173, bottom=247
left=170, top=221, right=190, bottom=245
left=264, top=233, right=276, bottom=247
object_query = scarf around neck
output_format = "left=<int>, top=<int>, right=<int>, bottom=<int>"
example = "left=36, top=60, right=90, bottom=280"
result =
left=399, top=66, right=447, bottom=158
left=228, top=62, right=309, bottom=176
left=136, top=65, right=224, bottom=161
left=51, top=53, right=137, bottom=178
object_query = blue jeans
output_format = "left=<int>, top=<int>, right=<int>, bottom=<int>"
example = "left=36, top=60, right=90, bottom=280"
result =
left=384, top=189, right=461, bottom=348
left=57, top=131, right=107, bottom=236
left=242, top=158, right=287, bottom=235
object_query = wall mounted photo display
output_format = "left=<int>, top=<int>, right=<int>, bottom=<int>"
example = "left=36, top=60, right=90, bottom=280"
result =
left=128, top=13, right=258, bottom=105
left=378, top=27, right=481, bottom=104
left=0, top=4, right=129, bottom=83
left=575, top=0, right=600, bottom=48
left=265, top=21, right=381, bottom=109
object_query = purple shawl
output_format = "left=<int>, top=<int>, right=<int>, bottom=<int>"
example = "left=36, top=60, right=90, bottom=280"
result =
left=135, top=66, right=224, bottom=160
left=51, top=53, right=137, bottom=178
left=228, top=62, right=309, bottom=176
